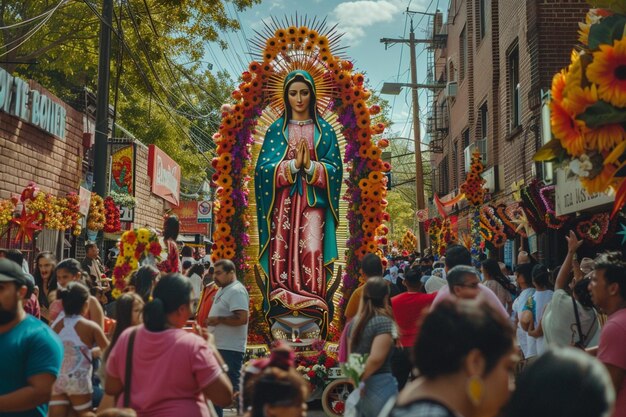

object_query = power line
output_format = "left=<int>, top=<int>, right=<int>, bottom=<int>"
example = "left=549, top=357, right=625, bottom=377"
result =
left=0, top=0, right=65, bottom=30
left=0, top=0, right=69, bottom=57
left=83, top=0, right=212, bottom=165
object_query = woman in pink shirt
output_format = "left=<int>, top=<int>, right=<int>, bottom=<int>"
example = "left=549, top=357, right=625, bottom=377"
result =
left=105, top=274, right=232, bottom=417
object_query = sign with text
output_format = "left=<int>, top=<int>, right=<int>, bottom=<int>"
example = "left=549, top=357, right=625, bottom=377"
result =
left=0, top=68, right=67, bottom=139
left=172, top=201, right=207, bottom=234
left=148, top=144, right=180, bottom=206
left=555, top=168, right=614, bottom=216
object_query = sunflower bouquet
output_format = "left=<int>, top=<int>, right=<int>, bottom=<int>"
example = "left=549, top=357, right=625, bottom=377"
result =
left=536, top=4, right=626, bottom=215
left=112, top=228, right=161, bottom=298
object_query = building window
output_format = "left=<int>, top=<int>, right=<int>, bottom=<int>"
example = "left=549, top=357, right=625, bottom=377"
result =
left=448, top=61, right=456, bottom=82
left=508, top=44, right=521, bottom=129
left=453, top=141, right=458, bottom=189
left=480, top=103, right=488, bottom=140
left=462, top=128, right=470, bottom=149
left=479, top=0, right=489, bottom=40
left=460, top=26, right=467, bottom=81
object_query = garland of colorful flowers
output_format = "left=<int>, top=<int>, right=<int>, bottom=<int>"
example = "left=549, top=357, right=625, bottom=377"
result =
left=211, top=24, right=390, bottom=311
left=0, top=183, right=82, bottom=236
left=87, top=193, right=105, bottom=231
left=402, top=229, right=418, bottom=252
left=111, top=228, right=161, bottom=298
left=103, top=196, right=121, bottom=233
left=536, top=7, right=626, bottom=217
left=460, top=149, right=487, bottom=255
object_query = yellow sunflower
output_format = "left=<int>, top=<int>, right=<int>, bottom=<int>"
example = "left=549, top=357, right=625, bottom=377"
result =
left=580, top=163, right=618, bottom=194
left=585, top=123, right=626, bottom=153
left=562, top=84, right=597, bottom=116
left=563, top=50, right=583, bottom=97
left=551, top=100, right=586, bottom=156
left=552, top=70, right=567, bottom=103
left=587, top=38, right=626, bottom=108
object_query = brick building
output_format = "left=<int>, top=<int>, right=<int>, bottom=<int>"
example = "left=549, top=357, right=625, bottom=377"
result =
left=0, top=80, right=83, bottom=200
left=428, top=0, right=588, bottom=261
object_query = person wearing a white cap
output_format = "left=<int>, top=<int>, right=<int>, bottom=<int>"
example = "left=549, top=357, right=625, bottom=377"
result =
left=0, top=258, right=64, bottom=416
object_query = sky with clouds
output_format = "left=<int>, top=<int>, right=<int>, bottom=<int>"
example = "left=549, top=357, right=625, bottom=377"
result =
left=207, top=0, right=445, bottom=140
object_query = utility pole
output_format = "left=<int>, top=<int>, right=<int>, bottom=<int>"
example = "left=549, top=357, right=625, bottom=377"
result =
left=381, top=10, right=435, bottom=254
left=93, top=0, right=113, bottom=197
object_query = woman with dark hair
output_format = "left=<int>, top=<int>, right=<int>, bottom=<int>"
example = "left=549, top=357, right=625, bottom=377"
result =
left=541, top=231, right=600, bottom=348
left=33, top=251, right=57, bottom=323
left=505, top=347, right=614, bottom=417
left=49, top=282, right=108, bottom=417
left=105, top=273, right=232, bottom=416
left=525, top=263, right=554, bottom=355
left=133, top=265, right=159, bottom=304
left=157, top=215, right=180, bottom=274
left=512, top=263, right=536, bottom=364
left=390, top=300, right=517, bottom=417
left=481, top=259, right=514, bottom=314
left=98, top=293, right=145, bottom=412
left=349, top=277, right=398, bottom=417
left=248, top=367, right=308, bottom=417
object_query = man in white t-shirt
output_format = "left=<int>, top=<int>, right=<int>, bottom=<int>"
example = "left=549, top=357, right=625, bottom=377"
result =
left=206, top=259, right=249, bottom=416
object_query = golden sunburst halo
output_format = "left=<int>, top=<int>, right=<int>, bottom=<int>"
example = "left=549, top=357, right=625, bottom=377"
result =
left=250, top=15, right=348, bottom=116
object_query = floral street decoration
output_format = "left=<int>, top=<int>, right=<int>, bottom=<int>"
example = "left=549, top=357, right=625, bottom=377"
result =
left=538, top=185, right=572, bottom=229
left=480, top=205, right=507, bottom=248
left=295, top=349, right=338, bottom=392
left=103, top=196, right=122, bottom=233
left=402, top=229, right=418, bottom=252
left=210, top=18, right=389, bottom=320
left=87, top=193, right=105, bottom=231
left=535, top=6, right=626, bottom=217
left=109, top=190, right=136, bottom=209
left=575, top=212, right=610, bottom=244
left=0, top=197, right=16, bottom=228
left=112, top=228, right=161, bottom=298
left=461, top=149, right=487, bottom=255
left=2, top=183, right=83, bottom=240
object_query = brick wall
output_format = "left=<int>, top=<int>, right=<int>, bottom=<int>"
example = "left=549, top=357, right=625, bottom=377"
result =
left=133, top=141, right=165, bottom=229
left=0, top=80, right=82, bottom=200
left=496, top=0, right=586, bottom=191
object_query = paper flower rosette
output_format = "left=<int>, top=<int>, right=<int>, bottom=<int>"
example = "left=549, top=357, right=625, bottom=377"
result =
left=536, top=7, right=626, bottom=216
left=112, top=228, right=161, bottom=298
left=402, top=229, right=418, bottom=252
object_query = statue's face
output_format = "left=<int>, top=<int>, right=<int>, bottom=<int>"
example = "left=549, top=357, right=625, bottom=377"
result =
left=287, top=81, right=311, bottom=117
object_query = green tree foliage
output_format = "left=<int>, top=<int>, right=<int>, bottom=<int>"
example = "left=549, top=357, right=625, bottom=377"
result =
left=0, top=0, right=259, bottom=179
left=385, top=189, right=414, bottom=244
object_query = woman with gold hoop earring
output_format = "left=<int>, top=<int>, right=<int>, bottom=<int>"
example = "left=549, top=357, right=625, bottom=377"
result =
left=387, top=300, right=517, bottom=417
left=255, top=69, right=342, bottom=339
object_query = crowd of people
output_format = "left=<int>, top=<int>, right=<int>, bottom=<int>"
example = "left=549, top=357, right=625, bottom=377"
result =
left=0, top=219, right=625, bottom=417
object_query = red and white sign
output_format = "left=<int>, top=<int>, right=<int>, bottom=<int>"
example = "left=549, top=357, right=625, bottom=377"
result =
left=148, top=144, right=180, bottom=206
left=172, top=201, right=208, bottom=234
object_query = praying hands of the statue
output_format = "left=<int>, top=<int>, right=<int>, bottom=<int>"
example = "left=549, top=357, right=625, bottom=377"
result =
left=294, top=139, right=311, bottom=171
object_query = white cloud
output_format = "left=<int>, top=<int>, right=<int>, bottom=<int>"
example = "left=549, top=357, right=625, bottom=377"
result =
left=330, top=0, right=403, bottom=45
left=330, top=0, right=433, bottom=45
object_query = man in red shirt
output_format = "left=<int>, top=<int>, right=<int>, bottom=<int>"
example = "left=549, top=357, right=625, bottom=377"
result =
left=390, top=267, right=436, bottom=389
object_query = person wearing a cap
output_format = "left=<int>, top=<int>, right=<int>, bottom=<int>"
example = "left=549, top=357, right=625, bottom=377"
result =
left=0, top=258, right=63, bottom=416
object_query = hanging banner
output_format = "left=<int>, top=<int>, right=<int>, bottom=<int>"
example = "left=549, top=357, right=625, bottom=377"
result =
left=109, top=144, right=135, bottom=195
left=148, top=144, right=180, bottom=206
left=171, top=201, right=207, bottom=234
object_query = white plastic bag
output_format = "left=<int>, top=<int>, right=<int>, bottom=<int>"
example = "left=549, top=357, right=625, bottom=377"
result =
left=344, top=388, right=360, bottom=417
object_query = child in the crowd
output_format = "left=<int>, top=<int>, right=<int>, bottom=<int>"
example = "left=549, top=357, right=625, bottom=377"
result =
left=49, top=282, right=109, bottom=417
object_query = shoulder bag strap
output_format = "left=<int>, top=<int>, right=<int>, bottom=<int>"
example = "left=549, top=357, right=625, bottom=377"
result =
left=571, top=296, right=585, bottom=346
left=123, top=328, right=138, bottom=407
